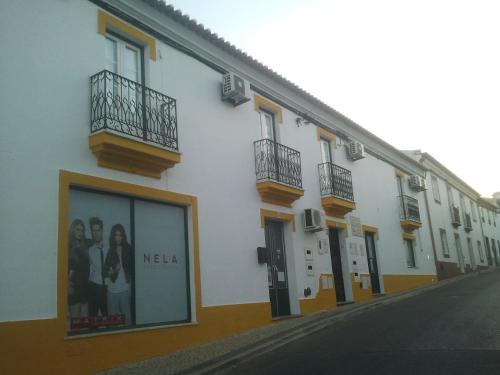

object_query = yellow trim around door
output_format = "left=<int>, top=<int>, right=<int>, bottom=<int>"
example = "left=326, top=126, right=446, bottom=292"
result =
left=325, top=219, right=349, bottom=236
left=260, top=208, right=296, bottom=232
left=317, top=127, right=336, bottom=143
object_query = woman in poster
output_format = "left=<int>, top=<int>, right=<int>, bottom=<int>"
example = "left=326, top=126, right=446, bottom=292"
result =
left=104, top=224, right=132, bottom=325
left=68, top=219, right=90, bottom=319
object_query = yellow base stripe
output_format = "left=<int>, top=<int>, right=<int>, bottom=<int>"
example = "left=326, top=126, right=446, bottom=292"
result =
left=0, top=302, right=271, bottom=375
left=383, top=274, right=437, bottom=294
left=299, top=274, right=337, bottom=315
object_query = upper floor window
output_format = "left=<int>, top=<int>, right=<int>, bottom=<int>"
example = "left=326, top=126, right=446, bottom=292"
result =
left=431, top=175, right=440, bottom=203
left=105, top=35, right=143, bottom=84
left=487, top=210, right=492, bottom=225
left=471, top=200, right=477, bottom=221
left=259, top=110, right=276, bottom=141
left=320, top=138, right=333, bottom=164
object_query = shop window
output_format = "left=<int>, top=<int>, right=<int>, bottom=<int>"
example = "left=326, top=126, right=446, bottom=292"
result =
left=68, top=187, right=190, bottom=334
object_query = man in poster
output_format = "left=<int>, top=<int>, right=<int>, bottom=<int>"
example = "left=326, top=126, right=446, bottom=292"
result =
left=87, top=217, right=108, bottom=318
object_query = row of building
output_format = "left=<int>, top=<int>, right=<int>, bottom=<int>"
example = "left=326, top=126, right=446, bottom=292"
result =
left=1, top=1, right=499, bottom=374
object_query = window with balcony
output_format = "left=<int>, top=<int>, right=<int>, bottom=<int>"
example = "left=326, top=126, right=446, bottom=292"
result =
left=316, top=130, right=355, bottom=218
left=90, top=14, right=180, bottom=178
left=440, top=229, right=450, bottom=258
left=254, top=99, right=303, bottom=207
left=400, top=195, right=422, bottom=233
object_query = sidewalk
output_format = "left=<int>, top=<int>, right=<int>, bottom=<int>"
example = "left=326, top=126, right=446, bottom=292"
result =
left=100, top=269, right=495, bottom=375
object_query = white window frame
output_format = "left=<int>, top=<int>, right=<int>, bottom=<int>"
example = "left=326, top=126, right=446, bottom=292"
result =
left=431, top=175, right=440, bottom=203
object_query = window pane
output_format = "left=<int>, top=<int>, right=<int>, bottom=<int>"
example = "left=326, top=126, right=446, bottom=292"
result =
left=405, top=240, right=415, bottom=267
left=134, top=200, right=189, bottom=325
left=124, top=46, right=139, bottom=82
left=260, top=112, right=275, bottom=140
left=105, top=38, right=117, bottom=73
left=320, top=139, right=332, bottom=163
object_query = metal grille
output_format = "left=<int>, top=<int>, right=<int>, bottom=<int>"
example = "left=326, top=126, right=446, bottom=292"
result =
left=451, top=205, right=461, bottom=226
left=254, top=139, right=302, bottom=189
left=400, top=195, right=421, bottom=222
left=464, top=213, right=472, bottom=230
left=90, top=70, right=178, bottom=150
left=318, top=162, right=354, bottom=201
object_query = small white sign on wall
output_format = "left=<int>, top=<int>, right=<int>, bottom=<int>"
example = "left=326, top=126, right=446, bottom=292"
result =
left=350, top=216, right=363, bottom=238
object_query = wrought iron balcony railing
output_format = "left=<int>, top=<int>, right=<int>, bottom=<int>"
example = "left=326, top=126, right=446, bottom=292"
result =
left=451, top=205, right=461, bottom=226
left=318, top=162, right=354, bottom=201
left=254, top=139, right=302, bottom=189
left=90, top=70, right=178, bottom=150
left=464, top=213, right=472, bottom=231
left=400, top=195, right=421, bottom=222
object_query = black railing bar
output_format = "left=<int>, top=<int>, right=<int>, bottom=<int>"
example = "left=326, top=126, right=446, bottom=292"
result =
left=91, top=70, right=176, bottom=104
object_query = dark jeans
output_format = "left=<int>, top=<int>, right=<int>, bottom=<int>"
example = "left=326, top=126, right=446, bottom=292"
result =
left=88, top=282, right=108, bottom=316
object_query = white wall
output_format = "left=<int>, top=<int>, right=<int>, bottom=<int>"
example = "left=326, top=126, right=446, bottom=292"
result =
left=0, top=0, right=436, bottom=322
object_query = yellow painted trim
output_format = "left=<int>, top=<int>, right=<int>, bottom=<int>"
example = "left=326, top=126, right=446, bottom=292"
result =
left=395, top=169, right=406, bottom=177
left=325, top=219, right=349, bottom=237
left=383, top=274, right=437, bottom=294
left=350, top=273, right=374, bottom=302
left=98, top=10, right=157, bottom=60
left=57, top=170, right=200, bottom=322
left=260, top=208, right=296, bottom=232
left=321, top=196, right=356, bottom=218
left=256, top=181, right=304, bottom=208
left=400, top=219, right=422, bottom=233
left=317, top=127, right=336, bottom=143
left=362, top=225, right=378, bottom=233
left=402, top=233, right=416, bottom=240
left=89, top=132, right=181, bottom=178
left=299, top=273, right=336, bottom=315
left=0, top=170, right=275, bottom=374
left=254, top=95, right=283, bottom=123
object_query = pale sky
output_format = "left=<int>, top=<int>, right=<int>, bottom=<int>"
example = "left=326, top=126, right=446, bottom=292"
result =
left=166, top=0, right=500, bottom=197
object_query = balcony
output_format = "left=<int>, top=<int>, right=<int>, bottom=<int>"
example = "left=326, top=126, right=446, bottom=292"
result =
left=400, top=195, right=422, bottom=233
left=89, top=70, right=180, bottom=178
left=318, top=163, right=356, bottom=218
left=254, top=139, right=304, bottom=207
left=464, top=213, right=473, bottom=232
left=451, top=205, right=461, bottom=227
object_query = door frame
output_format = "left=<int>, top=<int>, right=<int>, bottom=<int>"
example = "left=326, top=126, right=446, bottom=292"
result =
left=364, top=227, right=382, bottom=294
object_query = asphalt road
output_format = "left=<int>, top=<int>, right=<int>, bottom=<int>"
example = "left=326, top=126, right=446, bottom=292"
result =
left=217, top=270, right=500, bottom=375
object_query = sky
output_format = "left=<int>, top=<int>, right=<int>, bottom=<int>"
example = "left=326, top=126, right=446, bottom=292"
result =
left=166, top=0, right=500, bottom=197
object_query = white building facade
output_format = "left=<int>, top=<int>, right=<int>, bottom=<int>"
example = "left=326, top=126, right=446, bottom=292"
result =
left=1, top=1, right=482, bottom=374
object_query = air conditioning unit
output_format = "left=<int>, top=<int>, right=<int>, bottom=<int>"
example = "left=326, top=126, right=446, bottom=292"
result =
left=409, top=175, right=427, bottom=191
left=347, top=141, right=366, bottom=161
left=303, top=208, right=323, bottom=232
left=221, top=73, right=250, bottom=106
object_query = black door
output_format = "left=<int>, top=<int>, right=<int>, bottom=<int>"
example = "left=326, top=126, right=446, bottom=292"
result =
left=265, top=220, right=290, bottom=317
left=365, top=232, right=381, bottom=294
left=328, top=228, right=346, bottom=302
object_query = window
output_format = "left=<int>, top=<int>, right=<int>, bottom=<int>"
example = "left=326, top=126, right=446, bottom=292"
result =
left=487, top=210, right=492, bottom=225
left=259, top=110, right=276, bottom=141
left=68, top=187, right=190, bottom=335
left=471, top=201, right=477, bottom=222
left=481, top=207, right=485, bottom=223
left=105, top=35, right=142, bottom=83
left=431, top=175, right=440, bottom=203
left=478, top=241, right=484, bottom=262
left=320, top=138, right=333, bottom=164
left=405, top=239, right=416, bottom=268
left=440, top=229, right=450, bottom=258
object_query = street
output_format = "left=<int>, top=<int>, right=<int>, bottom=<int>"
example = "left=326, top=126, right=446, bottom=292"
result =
left=217, top=270, right=500, bottom=375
